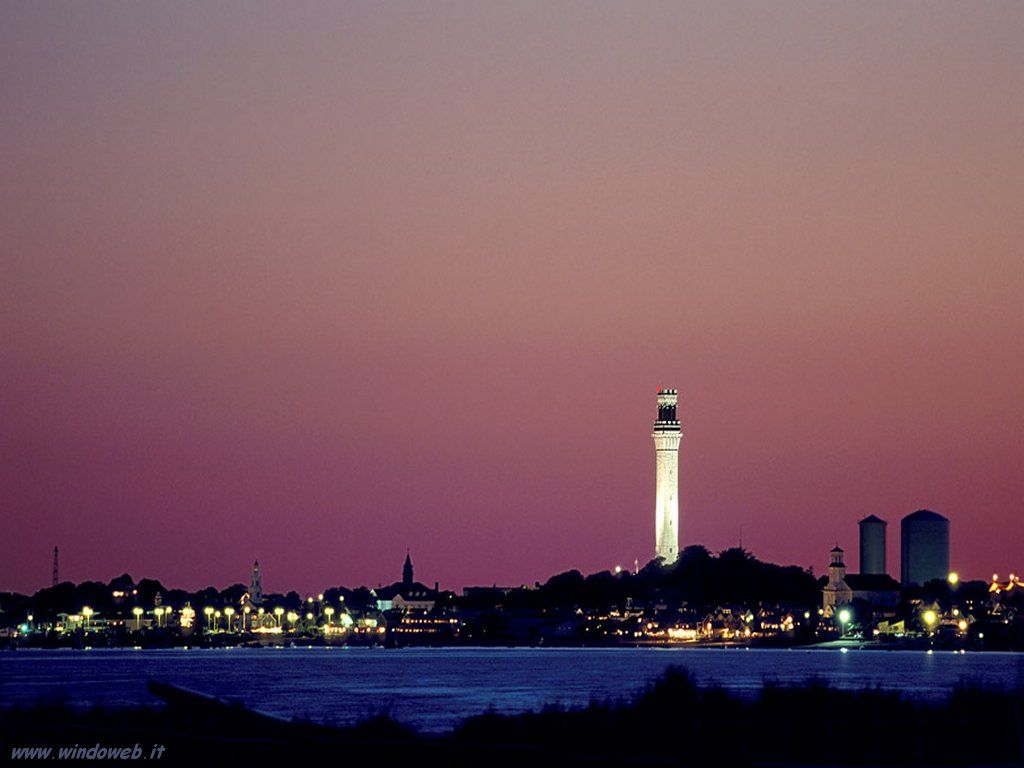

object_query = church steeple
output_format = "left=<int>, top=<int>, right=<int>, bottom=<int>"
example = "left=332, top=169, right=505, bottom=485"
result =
left=402, top=550, right=414, bottom=587
left=249, top=560, right=263, bottom=605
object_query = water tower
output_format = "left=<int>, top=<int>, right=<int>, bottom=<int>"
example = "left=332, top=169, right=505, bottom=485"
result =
left=858, top=515, right=887, bottom=575
left=900, top=509, right=950, bottom=586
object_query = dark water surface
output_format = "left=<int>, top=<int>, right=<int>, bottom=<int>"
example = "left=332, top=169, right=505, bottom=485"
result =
left=2, top=647, right=1023, bottom=733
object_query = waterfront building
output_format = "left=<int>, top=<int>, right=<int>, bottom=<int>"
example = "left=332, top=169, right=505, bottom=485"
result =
left=653, top=388, right=682, bottom=563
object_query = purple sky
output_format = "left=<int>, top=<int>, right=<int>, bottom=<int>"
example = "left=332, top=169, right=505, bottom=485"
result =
left=2, top=2, right=1022, bottom=595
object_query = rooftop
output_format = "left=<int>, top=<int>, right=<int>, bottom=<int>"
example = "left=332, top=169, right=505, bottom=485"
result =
left=902, top=509, right=948, bottom=523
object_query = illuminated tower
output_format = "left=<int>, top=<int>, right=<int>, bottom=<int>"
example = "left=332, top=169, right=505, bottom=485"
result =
left=653, top=389, right=681, bottom=563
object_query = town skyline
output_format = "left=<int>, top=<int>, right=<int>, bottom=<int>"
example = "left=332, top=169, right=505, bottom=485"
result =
left=3, top=3, right=1022, bottom=595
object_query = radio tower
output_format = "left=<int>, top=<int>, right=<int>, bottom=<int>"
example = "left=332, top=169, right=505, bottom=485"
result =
left=52, top=546, right=59, bottom=587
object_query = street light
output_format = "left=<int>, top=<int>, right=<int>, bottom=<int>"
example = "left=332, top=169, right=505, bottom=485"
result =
left=948, top=572, right=959, bottom=586
left=203, top=606, right=214, bottom=632
left=324, top=606, right=335, bottom=627
left=82, top=606, right=94, bottom=631
left=132, top=606, right=144, bottom=630
left=154, top=607, right=164, bottom=627
left=922, top=610, right=938, bottom=631
left=224, top=607, right=235, bottom=633
left=274, top=607, right=284, bottom=627
left=837, top=608, right=851, bottom=638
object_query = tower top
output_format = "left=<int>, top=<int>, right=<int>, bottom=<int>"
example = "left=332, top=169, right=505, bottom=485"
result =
left=403, top=550, right=414, bottom=587
left=655, top=388, right=680, bottom=427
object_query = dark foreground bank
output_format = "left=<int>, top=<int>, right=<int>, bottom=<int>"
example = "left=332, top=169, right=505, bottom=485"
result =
left=2, top=668, right=1022, bottom=767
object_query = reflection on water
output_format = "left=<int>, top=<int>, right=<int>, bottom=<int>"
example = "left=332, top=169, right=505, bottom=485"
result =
left=2, top=647, right=1023, bottom=733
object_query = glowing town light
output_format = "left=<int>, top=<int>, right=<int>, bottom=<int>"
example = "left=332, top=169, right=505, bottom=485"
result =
left=948, top=572, right=959, bottom=585
left=957, top=620, right=968, bottom=631
left=274, top=607, right=284, bottom=627
left=132, top=606, right=144, bottom=630
left=317, top=593, right=324, bottom=602
left=180, top=605, right=195, bottom=629
left=835, top=608, right=852, bottom=639
left=614, top=565, right=622, bottom=574
left=224, top=606, right=235, bottom=631
left=922, top=610, right=938, bottom=627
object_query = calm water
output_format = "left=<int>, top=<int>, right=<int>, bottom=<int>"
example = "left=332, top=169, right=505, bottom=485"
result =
left=2, top=647, right=1023, bottom=733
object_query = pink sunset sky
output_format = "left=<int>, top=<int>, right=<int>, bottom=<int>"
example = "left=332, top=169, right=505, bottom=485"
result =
left=2, top=2, right=1022, bottom=595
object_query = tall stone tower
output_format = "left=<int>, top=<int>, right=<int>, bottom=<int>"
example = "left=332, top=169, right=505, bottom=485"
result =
left=653, top=388, right=681, bottom=563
